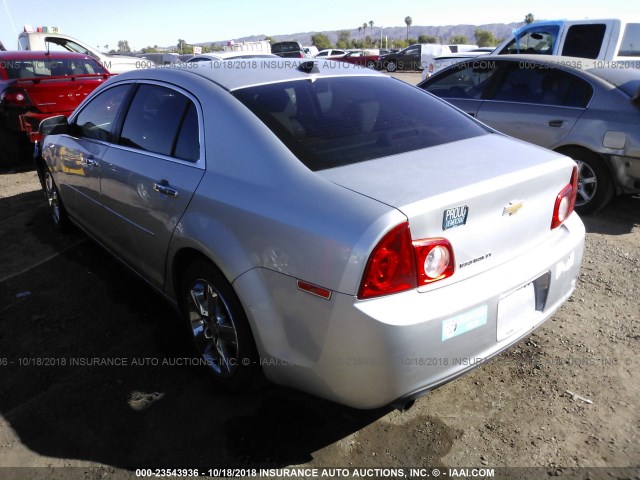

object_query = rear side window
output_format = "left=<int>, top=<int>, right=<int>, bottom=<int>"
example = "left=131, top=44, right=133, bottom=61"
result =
left=119, top=84, right=199, bottom=161
left=273, top=42, right=300, bottom=53
left=618, top=23, right=640, bottom=56
left=233, top=76, right=488, bottom=171
left=75, top=84, right=130, bottom=141
left=562, top=24, right=606, bottom=59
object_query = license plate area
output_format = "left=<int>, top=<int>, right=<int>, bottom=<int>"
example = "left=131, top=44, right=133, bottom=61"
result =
left=496, top=272, right=550, bottom=342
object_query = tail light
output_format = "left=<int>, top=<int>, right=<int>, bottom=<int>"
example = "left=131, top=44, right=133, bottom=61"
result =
left=0, top=87, right=33, bottom=107
left=551, top=166, right=579, bottom=229
left=358, top=222, right=455, bottom=299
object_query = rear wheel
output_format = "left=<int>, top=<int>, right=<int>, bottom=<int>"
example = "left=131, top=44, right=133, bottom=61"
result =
left=44, top=168, right=70, bottom=230
left=366, top=60, right=377, bottom=69
left=180, top=260, right=261, bottom=392
left=386, top=60, right=397, bottom=72
left=558, top=147, right=613, bottom=214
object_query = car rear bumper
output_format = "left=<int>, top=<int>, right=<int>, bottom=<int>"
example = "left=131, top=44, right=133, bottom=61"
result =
left=235, top=214, right=585, bottom=409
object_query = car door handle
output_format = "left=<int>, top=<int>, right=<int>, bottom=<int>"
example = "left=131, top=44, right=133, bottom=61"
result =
left=80, top=154, right=99, bottom=167
left=153, top=181, right=179, bottom=198
left=548, top=120, right=564, bottom=128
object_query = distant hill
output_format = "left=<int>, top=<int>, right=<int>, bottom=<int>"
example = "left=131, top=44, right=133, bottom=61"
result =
left=191, top=22, right=525, bottom=48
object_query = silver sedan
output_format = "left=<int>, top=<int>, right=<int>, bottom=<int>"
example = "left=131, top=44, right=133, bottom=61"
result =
left=419, top=54, right=640, bottom=213
left=36, top=59, right=584, bottom=409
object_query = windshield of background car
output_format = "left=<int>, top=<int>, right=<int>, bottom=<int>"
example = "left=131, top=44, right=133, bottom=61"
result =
left=3, top=57, right=107, bottom=79
left=618, top=23, right=640, bottom=56
left=501, top=26, right=559, bottom=55
left=232, top=76, right=489, bottom=171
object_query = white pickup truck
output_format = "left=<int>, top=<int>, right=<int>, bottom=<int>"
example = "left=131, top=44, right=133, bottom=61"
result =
left=425, top=18, right=640, bottom=78
left=18, top=26, right=140, bottom=74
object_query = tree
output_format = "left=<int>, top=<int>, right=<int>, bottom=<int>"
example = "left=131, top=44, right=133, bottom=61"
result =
left=369, top=20, right=374, bottom=38
left=474, top=28, right=498, bottom=47
left=418, top=34, right=437, bottom=44
left=525, top=13, right=535, bottom=24
left=117, top=40, right=131, bottom=53
left=358, top=26, right=362, bottom=39
left=450, top=34, right=468, bottom=44
left=392, top=38, right=408, bottom=49
left=336, top=30, right=351, bottom=49
left=404, top=16, right=413, bottom=41
left=311, top=33, right=332, bottom=50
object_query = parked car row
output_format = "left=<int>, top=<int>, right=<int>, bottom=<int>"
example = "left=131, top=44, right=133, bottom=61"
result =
left=34, top=59, right=585, bottom=409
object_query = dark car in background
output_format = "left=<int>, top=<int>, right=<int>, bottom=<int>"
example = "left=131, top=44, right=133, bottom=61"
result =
left=419, top=54, right=640, bottom=213
left=271, top=41, right=307, bottom=58
left=329, top=50, right=380, bottom=69
left=0, top=50, right=110, bottom=166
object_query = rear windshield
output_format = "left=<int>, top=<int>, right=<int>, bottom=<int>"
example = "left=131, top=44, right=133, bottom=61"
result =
left=272, top=42, right=301, bottom=53
left=618, top=23, right=640, bottom=57
left=232, top=76, right=488, bottom=171
left=3, top=57, right=107, bottom=79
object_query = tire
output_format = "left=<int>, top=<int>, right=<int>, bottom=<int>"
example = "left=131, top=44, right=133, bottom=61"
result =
left=386, top=61, right=397, bottom=72
left=558, top=147, right=614, bottom=214
left=366, top=60, right=376, bottom=69
left=43, top=167, right=70, bottom=230
left=180, top=260, right=261, bottom=392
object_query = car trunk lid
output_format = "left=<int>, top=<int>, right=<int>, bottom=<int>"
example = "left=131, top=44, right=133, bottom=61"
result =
left=318, top=133, right=577, bottom=287
left=14, top=75, right=109, bottom=113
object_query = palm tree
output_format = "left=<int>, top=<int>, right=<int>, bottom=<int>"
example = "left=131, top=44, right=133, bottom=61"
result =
left=358, top=26, right=362, bottom=39
left=404, top=16, right=412, bottom=41
left=369, top=20, right=374, bottom=38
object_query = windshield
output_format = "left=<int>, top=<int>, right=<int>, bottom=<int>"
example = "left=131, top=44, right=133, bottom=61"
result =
left=232, top=76, right=488, bottom=171
left=3, top=57, right=107, bottom=79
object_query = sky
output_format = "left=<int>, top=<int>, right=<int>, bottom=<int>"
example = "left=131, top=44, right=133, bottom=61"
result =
left=1, top=0, right=637, bottom=51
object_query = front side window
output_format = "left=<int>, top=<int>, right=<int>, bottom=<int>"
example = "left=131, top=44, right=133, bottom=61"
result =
left=233, top=76, right=488, bottom=171
left=421, top=62, right=499, bottom=99
left=490, top=63, right=593, bottom=107
left=74, top=84, right=130, bottom=141
left=119, top=84, right=199, bottom=160
left=500, top=26, right=559, bottom=55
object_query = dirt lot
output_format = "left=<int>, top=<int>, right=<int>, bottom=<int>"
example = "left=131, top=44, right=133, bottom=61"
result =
left=0, top=72, right=639, bottom=480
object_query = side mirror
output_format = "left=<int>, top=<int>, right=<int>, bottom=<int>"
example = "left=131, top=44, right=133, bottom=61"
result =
left=39, top=115, right=70, bottom=136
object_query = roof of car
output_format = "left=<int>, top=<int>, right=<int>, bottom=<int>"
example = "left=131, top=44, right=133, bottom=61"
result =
left=112, top=58, right=385, bottom=91
left=0, top=50, right=95, bottom=60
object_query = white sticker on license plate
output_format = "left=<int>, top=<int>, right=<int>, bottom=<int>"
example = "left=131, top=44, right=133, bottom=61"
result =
left=496, top=282, right=536, bottom=342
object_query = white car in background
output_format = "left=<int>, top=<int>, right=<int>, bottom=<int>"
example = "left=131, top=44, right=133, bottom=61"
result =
left=422, top=48, right=494, bottom=80
left=315, top=49, right=347, bottom=58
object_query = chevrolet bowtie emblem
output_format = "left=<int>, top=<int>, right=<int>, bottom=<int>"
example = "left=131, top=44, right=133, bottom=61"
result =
left=503, top=200, right=524, bottom=216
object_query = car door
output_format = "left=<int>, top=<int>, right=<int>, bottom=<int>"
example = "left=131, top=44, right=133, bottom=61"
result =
left=476, top=62, right=592, bottom=148
left=399, top=46, right=421, bottom=70
left=98, top=82, right=205, bottom=288
left=52, top=84, right=131, bottom=233
left=420, top=61, right=500, bottom=118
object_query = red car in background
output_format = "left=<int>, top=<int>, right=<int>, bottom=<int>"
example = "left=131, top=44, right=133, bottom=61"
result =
left=0, top=51, right=110, bottom=166
left=328, top=50, right=380, bottom=69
